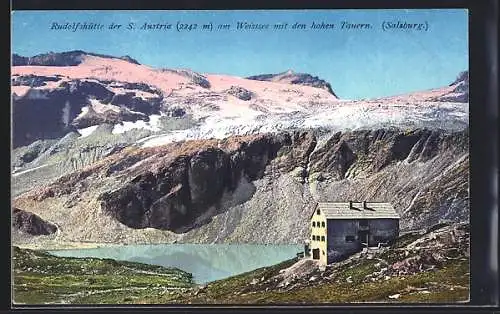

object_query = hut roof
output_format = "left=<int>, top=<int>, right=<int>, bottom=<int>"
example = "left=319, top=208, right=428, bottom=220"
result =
left=312, top=202, right=400, bottom=219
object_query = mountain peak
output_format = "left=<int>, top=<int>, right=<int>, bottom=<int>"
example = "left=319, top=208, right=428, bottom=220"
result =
left=450, top=70, right=468, bottom=86
left=246, top=71, right=337, bottom=98
left=12, top=50, right=140, bottom=67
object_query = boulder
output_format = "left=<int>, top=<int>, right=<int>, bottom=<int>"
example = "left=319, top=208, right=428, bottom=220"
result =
left=226, top=86, right=253, bottom=101
left=12, top=208, right=57, bottom=235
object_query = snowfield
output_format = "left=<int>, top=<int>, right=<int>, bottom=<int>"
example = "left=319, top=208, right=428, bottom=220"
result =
left=139, top=100, right=468, bottom=148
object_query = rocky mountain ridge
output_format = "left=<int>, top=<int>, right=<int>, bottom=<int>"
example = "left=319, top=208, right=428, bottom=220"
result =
left=247, top=70, right=337, bottom=97
left=12, top=50, right=139, bottom=66
left=12, top=127, right=468, bottom=246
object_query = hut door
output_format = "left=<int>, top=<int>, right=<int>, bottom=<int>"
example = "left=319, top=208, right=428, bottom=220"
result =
left=312, top=248, right=320, bottom=260
left=358, top=230, right=369, bottom=247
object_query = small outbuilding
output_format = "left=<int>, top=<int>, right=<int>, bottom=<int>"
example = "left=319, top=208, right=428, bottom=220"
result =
left=304, top=201, right=400, bottom=265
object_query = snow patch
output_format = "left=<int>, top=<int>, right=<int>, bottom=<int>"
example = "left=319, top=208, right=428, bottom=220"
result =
left=140, top=130, right=194, bottom=147
left=25, top=89, right=49, bottom=100
left=77, top=125, right=99, bottom=138
left=89, top=98, right=120, bottom=114
left=108, top=86, right=158, bottom=99
left=123, top=108, right=146, bottom=115
left=11, top=164, right=49, bottom=178
left=61, top=101, right=71, bottom=127
left=76, top=106, right=89, bottom=119
left=111, top=114, right=162, bottom=134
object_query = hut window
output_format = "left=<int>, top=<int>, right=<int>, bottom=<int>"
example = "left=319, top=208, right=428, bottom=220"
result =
left=312, top=235, right=316, bottom=241
left=321, top=221, right=325, bottom=227
left=322, top=250, right=325, bottom=255
left=345, top=235, right=355, bottom=242
left=312, top=221, right=316, bottom=227
left=321, top=236, right=325, bottom=242
left=316, top=209, right=320, bottom=215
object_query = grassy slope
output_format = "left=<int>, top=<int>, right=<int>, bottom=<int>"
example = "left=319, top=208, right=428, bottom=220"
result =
left=157, top=257, right=468, bottom=304
left=12, top=246, right=194, bottom=304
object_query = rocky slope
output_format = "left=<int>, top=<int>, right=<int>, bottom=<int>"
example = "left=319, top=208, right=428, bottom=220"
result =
left=12, top=127, right=468, bottom=246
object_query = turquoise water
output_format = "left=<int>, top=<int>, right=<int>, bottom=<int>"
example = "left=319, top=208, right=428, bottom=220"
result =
left=48, top=244, right=302, bottom=283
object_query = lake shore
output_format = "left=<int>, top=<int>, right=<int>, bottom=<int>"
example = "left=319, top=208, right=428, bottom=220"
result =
left=13, top=239, right=124, bottom=251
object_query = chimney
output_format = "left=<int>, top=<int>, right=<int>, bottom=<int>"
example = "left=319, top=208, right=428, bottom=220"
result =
left=363, top=201, right=367, bottom=209
left=349, top=201, right=353, bottom=209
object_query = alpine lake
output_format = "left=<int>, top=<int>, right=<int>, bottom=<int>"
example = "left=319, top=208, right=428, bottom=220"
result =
left=48, top=243, right=303, bottom=284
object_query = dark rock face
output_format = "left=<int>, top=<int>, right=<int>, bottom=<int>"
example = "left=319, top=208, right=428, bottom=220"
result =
left=71, top=105, right=147, bottom=129
left=12, top=78, right=163, bottom=147
left=371, top=132, right=423, bottom=171
left=309, top=128, right=464, bottom=177
left=98, top=133, right=300, bottom=232
left=168, top=107, right=186, bottom=118
left=12, top=50, right=140, bottom=66
left=12, top=75, right=61, bottom=87
left=110, top=92, right=161, bottom=116
left=247, top=70, right=337, bottom=97
left=121, top=82, right=161, bottom=95
left=119, top=55, right=140, bottom=65
left=450, top=71, right=469, bottom=87
left=189, top=73, right=211, bottom=89
left=226, top=86, right=253, bottom=101
left=61, top=80, right=115, bottom=103
left=273, top=131, right=317, bottom=173
left=289, top=74, right=336, bottom=97
left=309, top=133, right=356, bottom=180
left=12, top=208, right=57, bottom=235
left=13, top=94, right=79, bottom=148
left=436, top=70, right=468, bottom=103
left=159, top=69, right=211, bottom=88
left=12, top=80, right=112, bottom=147
left=188, top=149, right=231, bottom=206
